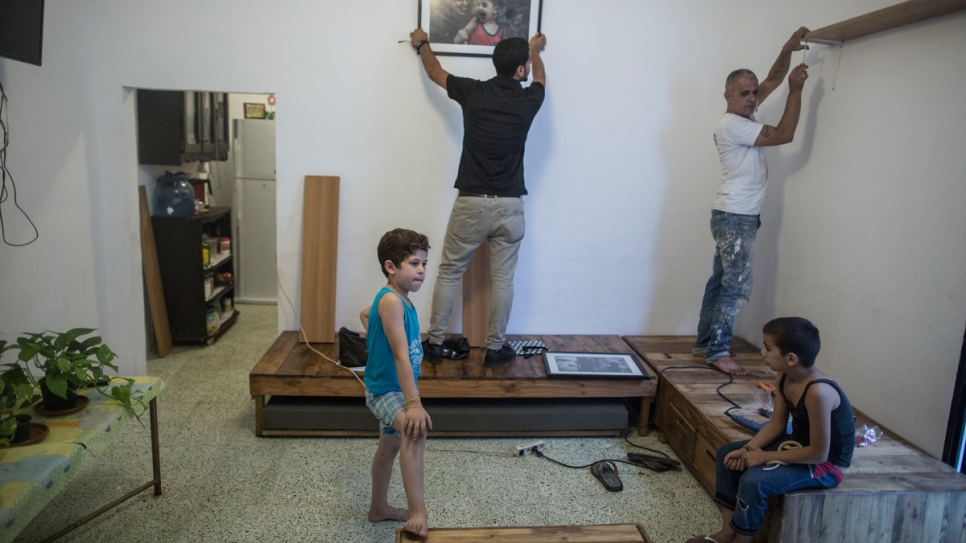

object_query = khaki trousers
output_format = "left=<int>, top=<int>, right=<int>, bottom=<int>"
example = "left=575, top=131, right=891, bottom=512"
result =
left=428, top=196, right=525, bottom=350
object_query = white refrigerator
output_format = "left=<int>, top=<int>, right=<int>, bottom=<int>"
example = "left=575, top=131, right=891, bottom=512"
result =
left=233, top=119, right=276, bottom=304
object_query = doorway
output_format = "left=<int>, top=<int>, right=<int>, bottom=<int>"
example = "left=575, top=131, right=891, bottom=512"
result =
left=136, top=89, right=277, bottom=354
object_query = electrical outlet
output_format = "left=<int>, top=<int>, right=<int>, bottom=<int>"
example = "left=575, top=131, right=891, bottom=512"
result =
left=514, top=440, right=547, bottom=457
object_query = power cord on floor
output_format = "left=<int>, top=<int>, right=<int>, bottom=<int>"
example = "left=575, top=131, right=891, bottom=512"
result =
left=275, top=260, right=367, bottom=389
left=426, top=446, right=516, bottom=458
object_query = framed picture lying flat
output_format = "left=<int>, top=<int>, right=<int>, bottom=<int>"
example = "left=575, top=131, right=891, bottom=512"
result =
left=543, top=352, right=649, bottom=380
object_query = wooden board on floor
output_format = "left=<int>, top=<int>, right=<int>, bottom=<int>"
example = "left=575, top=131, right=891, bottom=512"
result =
left=461, top=242, right=490, bottom=348
left=623, top=334, right=966, bottom=543
left=396, top=523, right=654, bottom=542
left=250, top=333, right=657, bottom=436
left=138, top=186, right=172, bottom=358
left=298, top=176, right=339, bottom=344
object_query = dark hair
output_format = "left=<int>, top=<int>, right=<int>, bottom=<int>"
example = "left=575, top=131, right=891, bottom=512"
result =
left=377, top=229, right=430, bottom=277
left=492, top=37, right=529, bottom=78
left=725, top=68, right=757, bottom=93
left=762, top=317, right=821, bottom=367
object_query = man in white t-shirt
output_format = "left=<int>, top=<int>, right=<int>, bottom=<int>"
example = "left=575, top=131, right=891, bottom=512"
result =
left=692, top=27, right=811, bottom=376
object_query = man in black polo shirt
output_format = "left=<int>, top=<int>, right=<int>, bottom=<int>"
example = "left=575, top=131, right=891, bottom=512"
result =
left=409, top=28, right=546, bottom=368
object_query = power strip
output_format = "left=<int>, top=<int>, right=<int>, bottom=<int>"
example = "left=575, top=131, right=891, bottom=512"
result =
left=514, top=440, right=547, bottom=457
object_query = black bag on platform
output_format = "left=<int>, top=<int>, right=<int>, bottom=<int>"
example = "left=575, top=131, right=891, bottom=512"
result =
left=338, top=327, right=368, bottom=367
left=442, top=337, right=471, bottom=360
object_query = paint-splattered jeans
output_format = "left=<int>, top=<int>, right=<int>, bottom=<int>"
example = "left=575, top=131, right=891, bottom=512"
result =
left=714, top=439, right=843, bottom=536
left=692, top=210, right=760, bottom=362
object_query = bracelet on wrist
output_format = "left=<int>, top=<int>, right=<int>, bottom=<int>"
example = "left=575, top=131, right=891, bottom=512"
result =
left=405, top=397, right=422, bottom=406
left=415, top=40, right=429, bottom=54
left=743, top=444, right=754, bottom=452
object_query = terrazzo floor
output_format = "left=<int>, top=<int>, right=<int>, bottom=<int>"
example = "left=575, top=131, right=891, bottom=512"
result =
left=16, top=304, right=721, bottom=543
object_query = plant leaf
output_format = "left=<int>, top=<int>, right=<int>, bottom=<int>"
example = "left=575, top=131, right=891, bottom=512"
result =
left=56, top=357, right=72, bottom=373
left=17, top=345, right=38, bottom=362
left=96, top=345, right=116, bottom=365
left=46, top=374, right=69, bottom=399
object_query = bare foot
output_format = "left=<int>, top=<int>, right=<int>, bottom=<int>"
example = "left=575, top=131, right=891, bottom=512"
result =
left=711, top=356, right=747, bottom=376
left=403, top=510, right=428, bottom=538
left=367, top=504, right=408, bottom=522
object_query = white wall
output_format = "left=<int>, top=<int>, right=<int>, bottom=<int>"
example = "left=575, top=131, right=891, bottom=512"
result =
left=0, top=0, right=963, bottom=457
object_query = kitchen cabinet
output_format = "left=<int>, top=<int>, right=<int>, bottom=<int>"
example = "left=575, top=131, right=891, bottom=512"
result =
left=137, top=90, right=228, bottom=165
left=152, top=207, right=238, bottom=344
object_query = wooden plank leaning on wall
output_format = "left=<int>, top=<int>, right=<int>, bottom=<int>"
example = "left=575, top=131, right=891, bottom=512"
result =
left=299, top=176, right=340, bottom=344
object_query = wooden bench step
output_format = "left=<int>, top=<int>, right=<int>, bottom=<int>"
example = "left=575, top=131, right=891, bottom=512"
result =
left=396, top=523, right=654, bottom=542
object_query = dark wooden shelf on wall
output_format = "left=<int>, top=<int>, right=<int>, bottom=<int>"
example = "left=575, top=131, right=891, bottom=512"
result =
left=806, top=0, right=966, bottom=43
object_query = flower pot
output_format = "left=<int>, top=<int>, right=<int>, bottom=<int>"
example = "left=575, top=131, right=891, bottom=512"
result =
left=12, top=414, right=32, bottom=444
left=39, top=378, right=79, bottom=412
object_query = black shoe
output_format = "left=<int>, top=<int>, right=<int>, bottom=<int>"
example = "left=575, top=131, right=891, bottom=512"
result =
left=483, top=344, right=517, bottom=368
left=423, top=340, right=444, bottom=364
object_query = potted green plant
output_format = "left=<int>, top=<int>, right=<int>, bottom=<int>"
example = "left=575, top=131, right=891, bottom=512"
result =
left=12, top=328, right=140, bottom=416
left=0, top=340, right=41, bottom=447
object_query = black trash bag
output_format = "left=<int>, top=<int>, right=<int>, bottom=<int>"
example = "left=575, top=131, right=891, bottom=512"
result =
left=338, top=327, right=368, bottom=367
left=442, top=337, right=471, bottom=360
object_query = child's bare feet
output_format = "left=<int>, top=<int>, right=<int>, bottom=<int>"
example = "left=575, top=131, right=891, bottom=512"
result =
left=367, top=505, right=408, bottom=522
left=403, top=510, right=429, bottom=538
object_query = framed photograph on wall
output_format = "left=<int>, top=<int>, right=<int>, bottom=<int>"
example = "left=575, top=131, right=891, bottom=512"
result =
left=418, top=0, right=543, bottom=57
left=543, top=352, right=649, bottom=380
left=243, top=103, right=266, bottom=119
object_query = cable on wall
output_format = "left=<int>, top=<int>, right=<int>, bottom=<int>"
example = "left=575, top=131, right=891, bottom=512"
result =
left=0, top=80, right=39, bottom=247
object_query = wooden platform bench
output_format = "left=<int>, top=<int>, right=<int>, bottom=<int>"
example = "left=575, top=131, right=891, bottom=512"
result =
left=396, top=523, right=654, bottom=542
left=249, top=332, right=656, bottom=437
left=623, top=335, right=966, bottom=543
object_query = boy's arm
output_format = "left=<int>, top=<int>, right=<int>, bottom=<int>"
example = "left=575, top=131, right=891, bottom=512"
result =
left=723, top=376, right=787, bottom=469
left=360, top=306, right=370, bottom=329
left=744, top=383, right=838, bottom=467
left=530, top=32, right=546, bottom=87
left=377, top=294, right=432, bottom=440
left=455, top=17, right=477, bottom=44
left=411, top=28, right=450, bottom=89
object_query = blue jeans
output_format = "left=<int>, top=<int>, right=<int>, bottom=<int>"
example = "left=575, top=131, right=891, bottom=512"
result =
left=693, top=210, right=760, bottom=362
left=714, top=439, right=843, bottom=536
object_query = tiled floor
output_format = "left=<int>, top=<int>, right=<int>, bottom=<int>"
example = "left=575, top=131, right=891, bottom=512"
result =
left=16, top=304, right=721, bottom=543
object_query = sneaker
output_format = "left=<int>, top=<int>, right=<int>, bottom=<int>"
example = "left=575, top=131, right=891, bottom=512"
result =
left=423, top=340, right=444, bottom=365
left=483, top=344, right=517, bottom=368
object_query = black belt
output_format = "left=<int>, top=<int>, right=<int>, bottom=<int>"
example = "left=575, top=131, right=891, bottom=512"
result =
left=458, top=191, right=517, bottom=198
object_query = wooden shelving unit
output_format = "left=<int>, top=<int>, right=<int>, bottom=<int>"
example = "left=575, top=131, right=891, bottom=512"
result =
left=152, top=207, right=238, bottom=344
left=807, top=0, right=966, bottom=43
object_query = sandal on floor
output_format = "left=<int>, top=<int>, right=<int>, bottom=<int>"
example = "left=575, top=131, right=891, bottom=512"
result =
left=590, top=460, right=623, bottom=492
left=627, top=452, right=681, bottom=472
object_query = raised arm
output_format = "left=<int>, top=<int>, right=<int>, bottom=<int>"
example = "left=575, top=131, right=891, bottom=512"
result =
left=754, top=64, right=807, bottom=147
left=529, top=32, right=546, bottom=86
left=758, top=27, right=809, bottom=105
left=410, top=27, right=450, bottom=90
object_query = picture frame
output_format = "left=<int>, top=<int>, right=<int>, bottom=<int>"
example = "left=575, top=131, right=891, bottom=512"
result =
left=418, top=0, right=543, bottom=57
left=543, top=352, right=649, bottom=380
left=243, top=103, right=266, bottom=119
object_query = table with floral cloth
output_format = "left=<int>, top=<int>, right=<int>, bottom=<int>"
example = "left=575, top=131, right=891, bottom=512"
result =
left=0, top=376, right=164, bottom=543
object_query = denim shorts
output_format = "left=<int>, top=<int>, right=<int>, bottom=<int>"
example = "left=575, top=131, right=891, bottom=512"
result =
left=365, top=389, right=405, bottom=437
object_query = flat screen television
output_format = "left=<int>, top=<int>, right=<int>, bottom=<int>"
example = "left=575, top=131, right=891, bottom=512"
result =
left=0, top=0, right=45, bottom=66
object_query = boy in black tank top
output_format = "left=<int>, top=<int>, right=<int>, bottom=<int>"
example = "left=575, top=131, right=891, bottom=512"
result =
left=688, top=317, right=854, bottom=543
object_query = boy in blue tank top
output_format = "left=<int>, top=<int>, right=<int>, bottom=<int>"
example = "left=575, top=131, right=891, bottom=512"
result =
left=689, top=317, right=854, bottom=543
left=359, top=228, right=432, bottom=538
